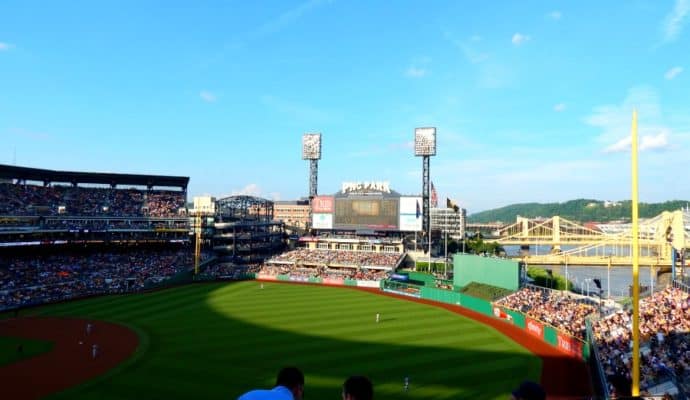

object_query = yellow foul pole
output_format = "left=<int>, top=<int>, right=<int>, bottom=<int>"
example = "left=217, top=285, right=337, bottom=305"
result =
left=631, top=109, right=640, bottom=395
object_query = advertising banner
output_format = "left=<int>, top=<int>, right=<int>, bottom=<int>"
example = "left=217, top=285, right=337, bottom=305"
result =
left=493, top=307, right=513, bottom=323
left=399, top=197, right=422, bottom=232
left=257, top=274, right=277, bottom=281
left=312, top=196, right=335, bottom=213
left=312, top=213, right=333, bottom=229
left=356, top=280, right=381, bottom=288
left=323, top=278, right=344, bottom=285
left=557, top=332, right=583, bottom=359
left=525, top=317, right=544, bottom=338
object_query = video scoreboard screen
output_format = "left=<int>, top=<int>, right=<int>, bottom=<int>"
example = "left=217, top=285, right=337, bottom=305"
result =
left=334, top=198, right=399, bottom=230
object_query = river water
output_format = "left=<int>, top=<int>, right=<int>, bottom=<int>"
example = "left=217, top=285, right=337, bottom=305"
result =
left=502, top=245, right=674, bottom=299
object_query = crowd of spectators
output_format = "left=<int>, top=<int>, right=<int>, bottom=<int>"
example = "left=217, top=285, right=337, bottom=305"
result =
left=0, top=183, right=185, bottom=218
left=269, top=249, right=401, bottom=268
left=258, top=263, right=388, bottom=281
left=495, top=286, right=597, bottom=339
left=592, top=286, right=690, bottom=397
left=196, top=263, right=261, bottom=280
left=0, top=249, right=193, bottom=310
left=40, top=219, right=188, bottom=231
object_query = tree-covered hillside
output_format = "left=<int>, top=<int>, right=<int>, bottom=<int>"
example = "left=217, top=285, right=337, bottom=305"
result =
left=468, top=199, right=690, bottom=223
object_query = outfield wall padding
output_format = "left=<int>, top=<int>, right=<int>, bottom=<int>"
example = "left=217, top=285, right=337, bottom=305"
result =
left=544, top=326, right=558, bottom=347
left=504, top=309, right=526, bottom=329
left=453, top=254, right=519, bottom=291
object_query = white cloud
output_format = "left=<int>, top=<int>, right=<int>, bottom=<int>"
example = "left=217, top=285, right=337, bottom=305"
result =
left=199, top=90, right=217, bottom=102
left=603, top=137, right=631, bottom=153
left=641, top=131, right=671, bottom=150
left=662, top=0, right=690, bottom=42
left=511, top=33, right=530, bottom=46
left=554, top=103, right=567, bottom=112
left=254, top=0, right=334, bottom=38
left=548, top=11, right=562, bottom=20
left=604, top=131, right=671, bottom=153
left=586, top=86, right=676, bottom=153
left=230, top=183, right=262, bottom=196
left=405, top=67, right=427, bottom=78
left=665, top=66, right=683, bottom=80
left=0, top=42, right=12, bottom=51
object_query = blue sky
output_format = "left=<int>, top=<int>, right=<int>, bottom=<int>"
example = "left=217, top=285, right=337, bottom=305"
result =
left=1, top=0, right=689, bottom=212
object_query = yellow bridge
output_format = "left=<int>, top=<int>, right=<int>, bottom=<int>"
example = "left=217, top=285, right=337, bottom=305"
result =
left=491, top=210, right=690, bottom=268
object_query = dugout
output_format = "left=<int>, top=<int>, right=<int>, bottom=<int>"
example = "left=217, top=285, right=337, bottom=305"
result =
left=452, top=254, right=519, bottom=291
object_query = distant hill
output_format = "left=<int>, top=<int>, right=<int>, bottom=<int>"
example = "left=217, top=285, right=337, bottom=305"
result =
left=467, top=199, right=690, bottom=223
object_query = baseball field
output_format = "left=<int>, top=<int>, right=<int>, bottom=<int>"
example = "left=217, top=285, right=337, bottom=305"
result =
left=1, top=281, right=552, bottom=399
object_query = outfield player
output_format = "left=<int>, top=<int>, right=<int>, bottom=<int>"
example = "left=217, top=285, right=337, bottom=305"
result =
left=404, top=376, right=409, bottom=392
left=375, top=313, right=380, bottom=323
left=91, top=344, right=99, bottom=359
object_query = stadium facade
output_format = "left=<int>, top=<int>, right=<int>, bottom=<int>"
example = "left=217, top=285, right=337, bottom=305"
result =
left=211, top=195, right=285, bottom=263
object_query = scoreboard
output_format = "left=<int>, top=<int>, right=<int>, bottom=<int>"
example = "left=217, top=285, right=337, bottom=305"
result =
left=333, top=198, right=398, bottom=230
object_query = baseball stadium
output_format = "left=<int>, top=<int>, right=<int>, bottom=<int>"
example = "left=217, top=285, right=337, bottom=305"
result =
left=1, top=160, right=688, bottom=400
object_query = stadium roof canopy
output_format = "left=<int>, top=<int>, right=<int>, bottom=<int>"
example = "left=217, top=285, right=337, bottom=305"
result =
left=0, top=164, right=189, bottom=190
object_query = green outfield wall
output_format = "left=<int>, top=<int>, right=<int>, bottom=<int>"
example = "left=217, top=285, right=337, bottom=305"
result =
left=453, top=254, right=519, bottom=291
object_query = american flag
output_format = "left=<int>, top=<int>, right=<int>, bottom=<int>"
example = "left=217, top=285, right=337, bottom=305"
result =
left=431, top=181, right=438, bottom=208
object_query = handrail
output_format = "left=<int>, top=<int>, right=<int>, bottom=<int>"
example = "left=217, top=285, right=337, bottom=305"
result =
left=586, top=318, right=610, bottom=399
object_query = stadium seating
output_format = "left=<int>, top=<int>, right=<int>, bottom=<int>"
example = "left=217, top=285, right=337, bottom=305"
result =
left=591, top=286, right=690, bottom=397
left=496, top=286, right=597, bottom=340
left=0, top=249, right=194, bottom=310
left=0, top=182, right=185, bottom=218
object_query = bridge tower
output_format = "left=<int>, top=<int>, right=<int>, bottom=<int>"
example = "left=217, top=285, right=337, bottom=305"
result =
left=654, top=210, right=687, bottom=277
left=552, top=216, right=561, bottom=253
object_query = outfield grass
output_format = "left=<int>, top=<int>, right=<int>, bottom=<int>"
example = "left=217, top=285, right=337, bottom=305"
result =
left=0, top=336, right=54, bottom=367
left=34, top=281, right=541, bottom=400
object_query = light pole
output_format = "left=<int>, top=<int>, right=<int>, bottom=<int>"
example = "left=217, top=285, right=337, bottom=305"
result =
left=302, top=133, right=322, bottom=233
left=564, top=256, right=569, bottom=292
left=608, top=256, right=612, bottom=299
left=414, top=127, right=436, bottom=275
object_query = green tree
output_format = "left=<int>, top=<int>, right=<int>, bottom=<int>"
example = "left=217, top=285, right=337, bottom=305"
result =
left=466, top=237, right=504, bottom=256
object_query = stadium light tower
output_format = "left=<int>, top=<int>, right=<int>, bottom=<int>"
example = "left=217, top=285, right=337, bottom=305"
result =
left=414, top=127, right=436, bottom=253
left=302, top=133, right=322, bottom=199
left=303, top=133, right=322, bottom=231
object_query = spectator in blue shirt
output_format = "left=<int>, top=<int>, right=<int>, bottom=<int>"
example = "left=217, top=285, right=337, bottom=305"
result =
left=238, top=367, right=304, bottom=400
